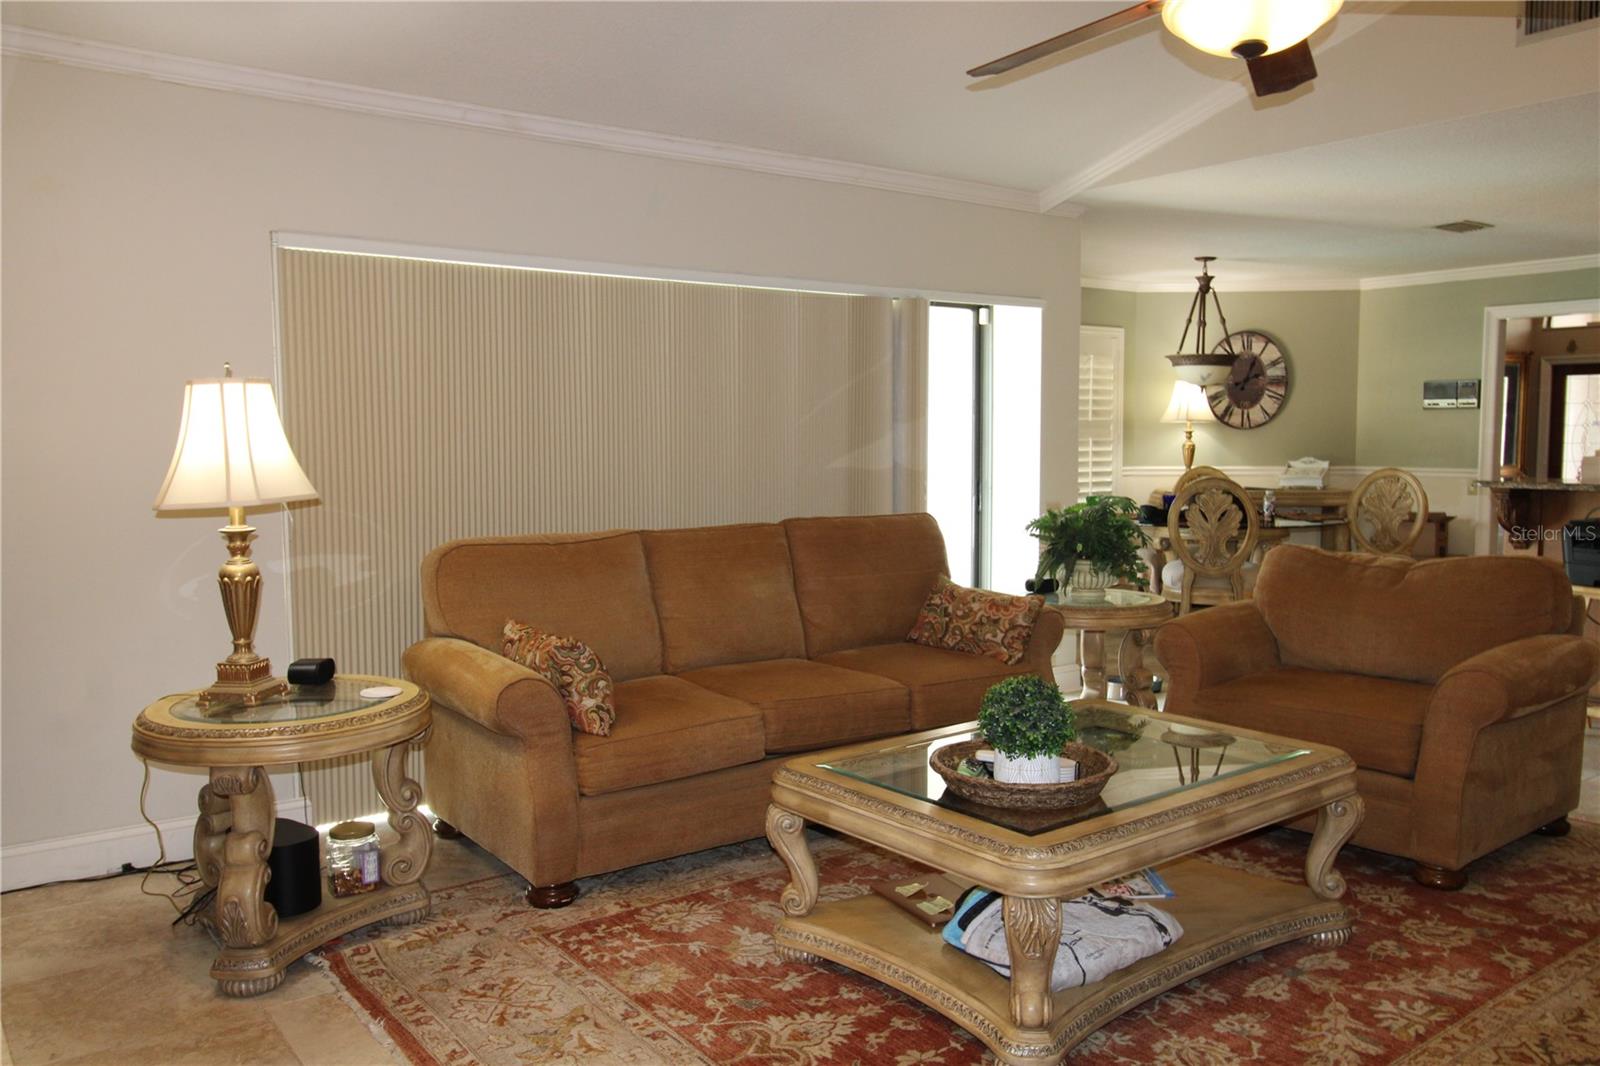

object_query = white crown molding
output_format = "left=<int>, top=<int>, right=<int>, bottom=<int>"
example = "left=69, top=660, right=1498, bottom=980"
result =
left=2, top=25, right=1041, bottom=215
left=1085, top=277, right=1362, bottom=293
left=1087, top=254, right=1600, bottom=295
left=1358, top=255, right=1600, bottom=291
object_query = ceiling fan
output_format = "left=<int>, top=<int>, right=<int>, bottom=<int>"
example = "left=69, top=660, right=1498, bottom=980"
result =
left=968, top=0, right=1344, bottom=97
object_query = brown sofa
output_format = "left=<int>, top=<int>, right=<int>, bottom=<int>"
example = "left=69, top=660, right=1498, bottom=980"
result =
left=403, top=513, right=1063, bottom=905
left=1156, top=545, right=1598, bottom=889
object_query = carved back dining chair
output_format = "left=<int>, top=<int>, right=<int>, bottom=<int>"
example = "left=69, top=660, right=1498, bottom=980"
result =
left=1349, top=467, right=1430, bottom=556
left=1173, top=465, right=1229, bottom=496
left=1162, top=474, right=1262, bottom=615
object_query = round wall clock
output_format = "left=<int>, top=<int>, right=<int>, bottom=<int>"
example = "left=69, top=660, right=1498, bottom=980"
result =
left=1206, top=330, right=1289, bottom=430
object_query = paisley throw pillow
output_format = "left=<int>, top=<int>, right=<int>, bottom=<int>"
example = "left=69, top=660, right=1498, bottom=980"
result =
left=501, top=620, right=616, bottom=736
left=907, top=577, right=1044, bottom=665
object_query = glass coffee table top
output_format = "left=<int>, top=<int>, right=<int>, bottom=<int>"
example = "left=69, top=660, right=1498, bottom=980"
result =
left=820, top=704, right=1308, bottom=836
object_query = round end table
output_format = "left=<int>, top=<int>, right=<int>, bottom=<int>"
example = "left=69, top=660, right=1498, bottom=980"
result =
left=1047, top=589, right=1174, bottom=709
left=132, top=674, right=432, bottom=996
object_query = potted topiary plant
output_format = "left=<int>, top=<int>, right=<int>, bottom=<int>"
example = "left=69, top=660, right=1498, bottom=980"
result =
left=1026, top=495, right=1148, bottom=602
left=978, top=674, right=1076, bottom=784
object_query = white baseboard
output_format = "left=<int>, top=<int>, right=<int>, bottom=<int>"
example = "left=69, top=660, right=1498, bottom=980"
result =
left=1, top=796, right=314, bottom=892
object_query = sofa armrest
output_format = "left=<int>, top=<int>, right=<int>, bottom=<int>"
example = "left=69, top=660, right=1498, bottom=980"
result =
left=1427, top=634, right=1600, bottom=733
left=1024, top=604, right=1066, bottom=680
left=402, top=637, right=569, bottom=739
left=1154, top=602, right=1281, bottom=708
left=1408, top=633, right=1598, bottom=870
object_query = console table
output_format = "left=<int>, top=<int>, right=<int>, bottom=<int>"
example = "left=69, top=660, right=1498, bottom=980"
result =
left=131, top=675, right=432, bottom=996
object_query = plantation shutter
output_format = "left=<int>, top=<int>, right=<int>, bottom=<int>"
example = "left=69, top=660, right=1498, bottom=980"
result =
left=1077, top=327, right=1124, bottom=501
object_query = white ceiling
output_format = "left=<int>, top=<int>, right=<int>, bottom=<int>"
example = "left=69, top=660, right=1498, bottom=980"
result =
left=5, top=1, right=1598, bottom=285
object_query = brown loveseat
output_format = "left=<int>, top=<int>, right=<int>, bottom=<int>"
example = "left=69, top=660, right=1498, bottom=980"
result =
left=1156, top=545, right=1598, bottom=889
left=403, top=513, right=1063, bottom=905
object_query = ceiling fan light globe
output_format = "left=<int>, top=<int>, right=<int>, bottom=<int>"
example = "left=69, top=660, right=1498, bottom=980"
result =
left=1161, top=0, right=1343, bottom=59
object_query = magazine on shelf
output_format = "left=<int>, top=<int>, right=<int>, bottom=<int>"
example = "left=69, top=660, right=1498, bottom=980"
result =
left=1091, top=867, right=1175, bottom=900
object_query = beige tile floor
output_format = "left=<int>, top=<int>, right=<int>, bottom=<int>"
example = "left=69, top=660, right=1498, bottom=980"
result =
left=5, top=725, right=1600, bottom=1065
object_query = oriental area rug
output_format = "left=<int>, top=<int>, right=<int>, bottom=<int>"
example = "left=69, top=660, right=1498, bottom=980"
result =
left=316, top=823, right=1600, bottom=1065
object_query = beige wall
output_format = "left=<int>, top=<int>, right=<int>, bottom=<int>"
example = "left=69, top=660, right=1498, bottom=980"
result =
left=1, top=57, right=1081, bottom=864
left=1356, top=268, right=1600, bottom=467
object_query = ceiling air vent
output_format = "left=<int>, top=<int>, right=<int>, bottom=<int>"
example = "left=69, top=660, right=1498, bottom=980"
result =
left=1433, top=220, right=1494, bottom=234
left=1520, top=1, right=1600, bottom=37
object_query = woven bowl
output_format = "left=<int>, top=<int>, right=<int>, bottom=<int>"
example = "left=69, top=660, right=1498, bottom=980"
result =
left=929, top=739, right=1117, bottom=811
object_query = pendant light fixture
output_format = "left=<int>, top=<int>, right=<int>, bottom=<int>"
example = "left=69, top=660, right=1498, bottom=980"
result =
left=1165, top=256, right=1239, bottom=388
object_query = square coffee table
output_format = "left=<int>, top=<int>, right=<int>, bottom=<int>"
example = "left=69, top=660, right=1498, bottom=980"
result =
left=765, top=702, right=1363, bottom=1064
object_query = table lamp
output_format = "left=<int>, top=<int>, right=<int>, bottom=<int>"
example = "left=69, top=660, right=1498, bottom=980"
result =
left=153, top=365, right=318, bottom=707
left=1161, top=381, right=1212, bottom=471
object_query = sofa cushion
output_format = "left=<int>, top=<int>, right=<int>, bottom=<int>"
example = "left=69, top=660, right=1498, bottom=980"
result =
left=907, top=577, right=1043, bottom=665
left=423, top=532, right=664, bottom=682
left=817, top=642, right=1020, bottom=731
left=502, top=621, right=616, bottom=736
left=1185, top=666, right=1433, bottom=777
left=784, top=513, right=950, bottom=658
left=1254, top=546, right=1572, bottom=685
left=678, top=659, right=910, bottom=753
left=572, top=675, right=765, bottom=796
left=642, top=524, right=807, bottom=673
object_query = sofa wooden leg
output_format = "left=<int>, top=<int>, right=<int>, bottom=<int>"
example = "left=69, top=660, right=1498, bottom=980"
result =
left=1535, top=817, right=1571, bottom=838
left=525, top=882, right=579, bottom=908
left=432, top=817, right=465, bottom=840
left=1411, top=863, right=1467, bottom=891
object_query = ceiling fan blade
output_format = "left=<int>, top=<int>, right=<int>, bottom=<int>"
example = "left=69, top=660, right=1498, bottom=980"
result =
left=967, top=0, right=1165, bottom=77
left=1245, top=39, right=1318, bottom=96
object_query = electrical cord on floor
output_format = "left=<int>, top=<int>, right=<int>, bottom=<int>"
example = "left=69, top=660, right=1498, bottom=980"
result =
left=0, top=761, right=202, bottom=912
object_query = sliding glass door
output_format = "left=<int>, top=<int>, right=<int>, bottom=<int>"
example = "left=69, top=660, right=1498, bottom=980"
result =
left=925, top=302, right=1041, bottom=593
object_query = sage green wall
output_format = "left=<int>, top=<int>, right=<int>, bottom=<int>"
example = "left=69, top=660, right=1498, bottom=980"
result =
left=1355, top=268, right=1600, bottom=467
left=1089, top=288, right=1361, bottom=468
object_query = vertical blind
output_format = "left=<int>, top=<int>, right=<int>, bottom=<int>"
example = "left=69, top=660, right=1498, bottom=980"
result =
left=276, top=247, right=897, bottom=821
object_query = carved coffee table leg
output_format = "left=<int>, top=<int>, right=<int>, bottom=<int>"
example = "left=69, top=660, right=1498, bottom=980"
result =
left=1080, top=630, right=1106, bottom=700
left=372, top=739, right=432, bottom=890
left=1117, top=629, right=1157, bottom=709
left=1003, top=895, right=1060, bottom=1029
left=209, top=766, right=281, bottom=994
left=766, top=804, right=819, bottom=961
left=1304, top=794, right=1364, bottom=946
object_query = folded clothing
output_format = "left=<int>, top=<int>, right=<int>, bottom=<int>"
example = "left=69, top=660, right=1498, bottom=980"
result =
left=941, top=887, right=1183, bottom=991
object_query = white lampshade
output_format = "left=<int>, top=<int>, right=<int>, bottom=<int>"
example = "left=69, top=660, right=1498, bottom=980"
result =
left=1162, top=0, right=1343, bottom=58
left=1161, top=381, right=1213, bottom=424
left=153, top=376, right=318, bottom=511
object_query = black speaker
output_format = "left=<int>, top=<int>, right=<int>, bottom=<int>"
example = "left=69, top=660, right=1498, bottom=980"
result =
left=264, top=818, right=322, bottom=918
left=287, top=658, right=336, bottom=686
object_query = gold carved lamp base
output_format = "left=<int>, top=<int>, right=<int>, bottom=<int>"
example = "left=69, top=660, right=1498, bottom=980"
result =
left=199, top=658, right=289, bottom=708
left=196, top=512, right=288, bottom=710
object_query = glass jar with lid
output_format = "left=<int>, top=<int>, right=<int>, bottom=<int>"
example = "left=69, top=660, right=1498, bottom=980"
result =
left=327, top=820, right=381, bottom=897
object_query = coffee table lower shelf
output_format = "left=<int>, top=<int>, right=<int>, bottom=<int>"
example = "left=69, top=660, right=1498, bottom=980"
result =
left=773, top=856, right=1349, bottom=1065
